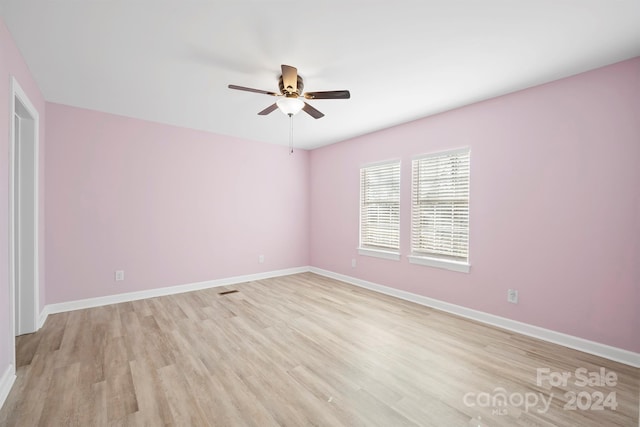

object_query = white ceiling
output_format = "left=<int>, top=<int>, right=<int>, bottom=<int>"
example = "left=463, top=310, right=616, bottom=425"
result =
left=1, top=1, right=639, bottom=150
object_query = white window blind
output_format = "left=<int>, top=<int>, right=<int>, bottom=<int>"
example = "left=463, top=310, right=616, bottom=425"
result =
left=411, top=149, right=470, bottom=262
left=360, top=161, right=401, bottom=252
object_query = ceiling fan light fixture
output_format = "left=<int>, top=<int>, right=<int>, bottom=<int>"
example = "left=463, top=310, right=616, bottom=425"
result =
left=276, top=97, right=304, bottom=116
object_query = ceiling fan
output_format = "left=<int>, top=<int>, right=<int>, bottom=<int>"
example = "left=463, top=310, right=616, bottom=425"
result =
left=228, top=64, right=350, bottom=119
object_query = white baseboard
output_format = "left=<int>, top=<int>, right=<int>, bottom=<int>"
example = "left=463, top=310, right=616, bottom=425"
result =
left=38, top=306, right=49, bottom=330
left=44, top=266, right=309, bottom=317
left=37, top=265, right=640, bottom=368
left=0, top=364, right=16, bottom=411
left=310, top=267, right=640, bottom=368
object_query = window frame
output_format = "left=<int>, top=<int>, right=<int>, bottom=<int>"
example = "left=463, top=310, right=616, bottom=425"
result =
left=409, top=148, right=470, bottom=273
left=358, top=159, right=402, bottom=261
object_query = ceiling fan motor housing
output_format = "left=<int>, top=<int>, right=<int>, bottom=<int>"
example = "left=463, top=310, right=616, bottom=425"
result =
left=279, top=75, right=304, bottom=97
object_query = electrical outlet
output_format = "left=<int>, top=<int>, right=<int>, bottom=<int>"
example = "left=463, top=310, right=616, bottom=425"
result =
left=507, top=289, right=518, bottom=304
left=351, top=258, right=357, bottom=268
left=259, top=255, right=264, bottom=264
left=115, top=270, right=125, bottom=281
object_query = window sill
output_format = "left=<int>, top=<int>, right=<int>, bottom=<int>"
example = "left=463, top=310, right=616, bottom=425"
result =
left=408, top=255, right=470, bottom=273
left=358, top=248, right=401, bottom=261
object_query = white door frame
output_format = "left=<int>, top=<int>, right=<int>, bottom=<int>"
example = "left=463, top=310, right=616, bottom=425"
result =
left=8, top=76, right=40, bottom=370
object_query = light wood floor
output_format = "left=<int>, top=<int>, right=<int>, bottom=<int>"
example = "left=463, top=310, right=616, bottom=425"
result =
left=1, top=273, right=638, bottom=426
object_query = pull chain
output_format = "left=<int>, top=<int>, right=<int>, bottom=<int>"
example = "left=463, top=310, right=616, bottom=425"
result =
left=288, top=113, right=294, bottom=154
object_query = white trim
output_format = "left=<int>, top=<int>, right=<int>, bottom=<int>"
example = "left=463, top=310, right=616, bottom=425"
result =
left=359, top=160, right=402, bottom=254
left=358, top=247, right=401, bottom=261
left=309, top=267, right=640, bottom=368
left=38, top=306, right=50, bottom=330
left=44, top=267, right=309, bottom=315
left=410, top=147, right=470, bottom=265
left=408, top=255, right=470, bottom=273
left=360, top=158, right=402, bottom=169
left=0, top=364, right=17, bottom=411
left=11, top=77, right=40, bottom=331
left=8, top=76, right=40, bottom=378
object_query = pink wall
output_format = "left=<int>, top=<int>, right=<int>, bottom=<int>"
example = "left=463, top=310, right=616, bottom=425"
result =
left=309, top=58, right=640, bottom=353
left=0, top=18, right=46, bottom=377
left=45, top=103, right=309, bottom=303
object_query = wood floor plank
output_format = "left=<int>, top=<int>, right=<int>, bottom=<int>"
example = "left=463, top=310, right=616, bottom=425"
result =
left=89, top=381, right=109, bottom=427
left=129, top=360, right=173, bottom=425
left=0, top=272, right=637, bottom=426
left=7, top=352, right=57, bottom=426
left=157, top=363, right=209, bottom=425
left=37, top=361, right=81, bottom=425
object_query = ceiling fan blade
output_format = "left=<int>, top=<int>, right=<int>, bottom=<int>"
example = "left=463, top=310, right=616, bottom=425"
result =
left=228, top=84, right=277, bottom=96
left=258, top=103, right=279, bottom=115
left=304, top=90, right=351, bottom=100
left=281, top=65, right=298, bottom=93
left=302, top=102, right=324, bottom=119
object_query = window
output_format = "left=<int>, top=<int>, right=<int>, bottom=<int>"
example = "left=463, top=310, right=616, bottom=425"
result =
left=410, top=148, right=470, bottom=272
left=359, top=161, right=401, bottom=260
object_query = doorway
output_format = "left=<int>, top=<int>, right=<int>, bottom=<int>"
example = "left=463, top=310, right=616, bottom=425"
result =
left=9, top=76, right=40, bottom=357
